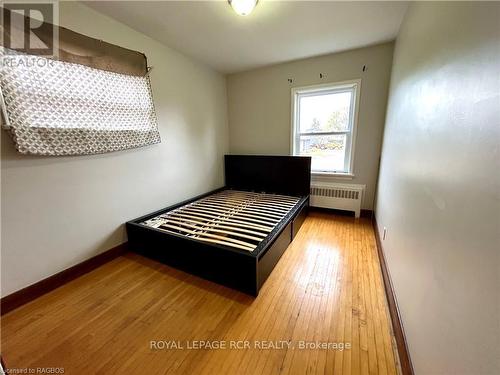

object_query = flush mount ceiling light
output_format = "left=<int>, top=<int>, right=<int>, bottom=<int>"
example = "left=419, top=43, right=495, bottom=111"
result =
left=228, top=0, right=258, bottom=16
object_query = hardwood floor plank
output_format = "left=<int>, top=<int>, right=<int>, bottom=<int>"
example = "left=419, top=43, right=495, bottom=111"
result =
left=1, top=212, right=400, bottom=375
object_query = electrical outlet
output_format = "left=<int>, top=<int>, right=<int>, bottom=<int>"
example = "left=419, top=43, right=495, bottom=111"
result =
left=383, top=227, right=387, bottom=241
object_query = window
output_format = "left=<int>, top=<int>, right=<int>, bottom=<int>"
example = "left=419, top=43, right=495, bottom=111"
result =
left=291, top=80, right=360, bottom=175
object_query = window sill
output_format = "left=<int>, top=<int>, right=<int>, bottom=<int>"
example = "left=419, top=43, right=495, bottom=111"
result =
left=311, top=172, right=355, bottom=180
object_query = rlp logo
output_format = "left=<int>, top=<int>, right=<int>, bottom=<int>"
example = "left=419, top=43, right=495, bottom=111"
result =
left=1, top=2, right=58, bottom=56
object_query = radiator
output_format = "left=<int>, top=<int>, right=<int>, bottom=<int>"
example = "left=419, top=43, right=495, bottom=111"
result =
left=310, top=183, right=365, bottom=218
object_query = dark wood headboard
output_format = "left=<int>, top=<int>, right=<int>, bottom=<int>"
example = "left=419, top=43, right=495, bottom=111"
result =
left=224, top=155, right=311, bottom=197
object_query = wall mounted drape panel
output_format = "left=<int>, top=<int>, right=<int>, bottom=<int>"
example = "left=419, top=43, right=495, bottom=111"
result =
left=0, top=8, right=160, bottom=155
left=0, top=50, right=161, bottom=155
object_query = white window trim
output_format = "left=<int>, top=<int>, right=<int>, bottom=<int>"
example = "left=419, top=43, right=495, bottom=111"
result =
left=290, top=79, right=361, bottom=176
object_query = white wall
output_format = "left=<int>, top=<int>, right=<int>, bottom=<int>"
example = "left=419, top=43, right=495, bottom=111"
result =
left=0, top=2, right=228, bottom=297
left=226, top=43, right=394, bottom=209
left=376, top=2, right=499, bottom=374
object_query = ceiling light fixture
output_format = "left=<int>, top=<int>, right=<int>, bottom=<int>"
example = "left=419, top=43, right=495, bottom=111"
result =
left=228, top=0, right=258, bottom=16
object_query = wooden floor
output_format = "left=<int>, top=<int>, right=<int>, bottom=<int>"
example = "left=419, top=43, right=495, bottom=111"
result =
left=1, top=212, right=400, bottom=375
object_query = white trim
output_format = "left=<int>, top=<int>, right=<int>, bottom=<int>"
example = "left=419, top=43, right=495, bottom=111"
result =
left=349, top=79, right=361, bottom=176
left=312, top=172, right=355, bottom=179
left=291, top=79, right=361, bottom=94
left=311, top=181, right=366, bottom=190
left=290, top=79, right=361, bottom=175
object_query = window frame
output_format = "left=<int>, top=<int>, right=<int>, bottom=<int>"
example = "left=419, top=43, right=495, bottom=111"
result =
left=290, top=79, right=361, bottom=176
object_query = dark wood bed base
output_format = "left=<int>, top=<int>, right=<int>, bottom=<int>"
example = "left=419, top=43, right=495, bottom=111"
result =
left=126, top=155, right=311, bottom=296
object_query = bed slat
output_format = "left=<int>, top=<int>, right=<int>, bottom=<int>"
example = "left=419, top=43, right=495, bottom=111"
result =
left=168, top=212, right=267, bottom=237
left=142, top=190, right=300, bottom=252
left=158, top=223, right=256, bottom=250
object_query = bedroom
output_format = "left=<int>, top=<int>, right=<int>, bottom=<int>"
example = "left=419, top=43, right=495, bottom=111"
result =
left=0, top=1, right=498, bottom=375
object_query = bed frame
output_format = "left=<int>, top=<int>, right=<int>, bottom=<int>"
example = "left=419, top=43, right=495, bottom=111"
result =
left=126, top=155, right=311, bottom=296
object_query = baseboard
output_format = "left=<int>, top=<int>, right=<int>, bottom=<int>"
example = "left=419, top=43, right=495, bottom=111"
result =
left=372, top=217, right=414, bottom=375
left=1, top=242, right=128, bottom=316
left=309, top=206, right=373, bottom=218
left=360, top=209, right=373, bottom=218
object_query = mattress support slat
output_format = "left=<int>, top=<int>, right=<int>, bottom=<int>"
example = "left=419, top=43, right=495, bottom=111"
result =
left=168, top=211, right=273, bottom=232
left=201, top=197, right=288, bottom=215
left=142, top=190, right=300, bottom=252
left=220, top=191, right=298, bottom=203
left=168, top=209, right=273, bottom=231
left=215, top=196, right=296, bottom=209
left=158, top=223, right=256, bottom=250
left=157, top=226, right=255, bottom=252
left=194, top=201, right=283, bottom=220
left=168, top=212, right=267, bottom=237
left=161, top=217, right=263, bottom=242
left=184, top=205, right=279, bottom=226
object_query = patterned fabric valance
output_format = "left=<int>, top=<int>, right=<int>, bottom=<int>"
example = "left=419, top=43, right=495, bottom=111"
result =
left=0, top=49, right=161, bottom=156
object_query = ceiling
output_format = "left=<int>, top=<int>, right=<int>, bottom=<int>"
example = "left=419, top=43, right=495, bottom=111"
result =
left=84, top=1, right=409, bottom=74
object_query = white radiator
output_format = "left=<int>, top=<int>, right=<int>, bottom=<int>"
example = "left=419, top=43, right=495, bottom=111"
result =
left=310, top=183, right=365, bottom=218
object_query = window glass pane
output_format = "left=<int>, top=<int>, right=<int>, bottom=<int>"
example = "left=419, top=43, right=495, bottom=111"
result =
left=299, top=134, right=347, bottom=172
left=299, top=91, right=352, bottom=133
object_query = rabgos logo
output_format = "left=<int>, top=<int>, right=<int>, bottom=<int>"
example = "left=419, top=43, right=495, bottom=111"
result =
left=1, top=1, right=58, bottom=57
